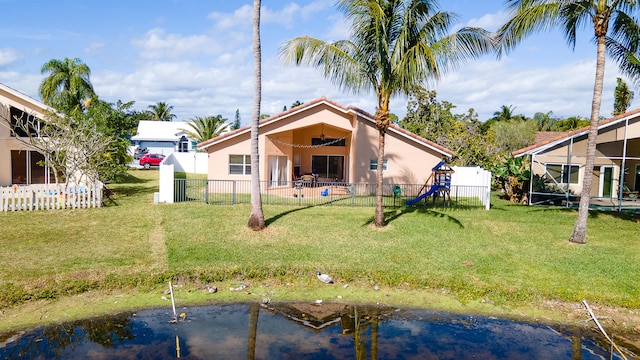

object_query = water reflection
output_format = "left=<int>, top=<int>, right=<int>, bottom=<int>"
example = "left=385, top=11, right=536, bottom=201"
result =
left=0, top=303, right=630, bottom=359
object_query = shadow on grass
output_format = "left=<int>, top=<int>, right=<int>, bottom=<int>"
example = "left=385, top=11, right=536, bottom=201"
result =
left=362, top=206, right=464, bottom=228
left=526, top=203, right=640, bottom=222
left=265, top=205, right=315, bottom=226
left=113, top=172, right=150, bottom=184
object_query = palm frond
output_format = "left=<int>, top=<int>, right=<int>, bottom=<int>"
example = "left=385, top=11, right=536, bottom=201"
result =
left=181, top=115, right=229, bottom=143
left=280, top=36, right=371, bottom=93
left=498, top=1, right=563, bottom=55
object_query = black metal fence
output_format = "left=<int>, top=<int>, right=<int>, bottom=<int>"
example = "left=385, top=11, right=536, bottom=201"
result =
left=173, top=179, right=489, bottom=209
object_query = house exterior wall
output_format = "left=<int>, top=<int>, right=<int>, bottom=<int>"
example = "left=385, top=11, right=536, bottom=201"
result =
left=528, top=116, right=640, bottom=196
left=203, top=102, right=448, bottom=186
left=0, top=86, right=49, bottom=186
left=206, top=133, right=251, bottom=180
left=351, top=117, right=444, bottom=185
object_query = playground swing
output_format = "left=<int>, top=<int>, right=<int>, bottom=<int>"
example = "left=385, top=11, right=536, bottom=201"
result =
left=406, top=160, right=454, bottom=207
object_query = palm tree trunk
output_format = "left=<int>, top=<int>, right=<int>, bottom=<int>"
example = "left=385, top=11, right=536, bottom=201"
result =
left=569, top=35, right=606, bottom=244
left=248, top=0, right=265, bottom=231
left=374, top=129, right=386, bottom=227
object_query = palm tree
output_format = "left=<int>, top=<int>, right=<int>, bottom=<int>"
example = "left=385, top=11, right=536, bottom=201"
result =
left=613, top=77, right=634, bottom=116
left=39, top=57, right=95, bottom=115
left=498, top=0, right=640, bottom=244
left=146, top=101, right=176, bottom=121
left=493, top=105, right=516, bottom=121
left=248, top=0, right=265, bottom=231
left=181, top=115, right=229, bottom=143
left=281, top=0, right=494, bottom=226
left=533, top=111, right=557, bottom=131
left=482, top=104, right=519, bottom=133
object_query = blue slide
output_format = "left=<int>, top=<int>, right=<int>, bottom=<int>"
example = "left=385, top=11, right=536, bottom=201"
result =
left=405, top=184, right=439, bottom=205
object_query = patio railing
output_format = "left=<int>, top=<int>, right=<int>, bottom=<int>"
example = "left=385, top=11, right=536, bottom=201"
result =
left=172, top=179, right=490, bottom=209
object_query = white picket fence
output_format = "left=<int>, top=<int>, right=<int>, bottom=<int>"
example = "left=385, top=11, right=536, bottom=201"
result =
left=0, top=182, right=103, bottom=212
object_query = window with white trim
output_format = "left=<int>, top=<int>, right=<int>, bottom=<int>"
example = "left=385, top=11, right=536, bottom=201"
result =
left=229, top=155, right=251, bottom=175
left=370, top=159, right=388, bottom=171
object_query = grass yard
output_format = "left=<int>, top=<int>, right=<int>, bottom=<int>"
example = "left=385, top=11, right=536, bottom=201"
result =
left=1, top=169, right=639, bottom=336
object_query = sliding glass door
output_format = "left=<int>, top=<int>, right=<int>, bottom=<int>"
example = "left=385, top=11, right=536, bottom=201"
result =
left=311, top=155, right=344, bottom=181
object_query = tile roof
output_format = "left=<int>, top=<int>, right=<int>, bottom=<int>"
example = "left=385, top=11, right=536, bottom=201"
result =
left=511, top=108, right=640, bottom=157
left=197, top=97, right=454, bottom=156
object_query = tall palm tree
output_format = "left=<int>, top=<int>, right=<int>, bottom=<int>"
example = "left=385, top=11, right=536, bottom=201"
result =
left=281, top=0, right=494, bottom=226
left=39, top=57, right=95, bottom=115
left=147, top=101, right=176, bottom=121
left=182, top=115, right=229, bottom=143
left=499, top=0, right=640, bottom=244
left=248, top=0, right=265, bottom=231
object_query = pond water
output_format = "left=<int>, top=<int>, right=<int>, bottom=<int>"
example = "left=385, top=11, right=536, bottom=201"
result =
left=0, top=303, right=630, bottom=359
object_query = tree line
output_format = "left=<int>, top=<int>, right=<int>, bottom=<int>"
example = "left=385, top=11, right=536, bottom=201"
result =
left=395, top=77, right=633, bottom=172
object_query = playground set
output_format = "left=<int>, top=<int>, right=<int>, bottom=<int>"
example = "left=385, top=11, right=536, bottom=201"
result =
left=406, top=160, right=454, bottom=207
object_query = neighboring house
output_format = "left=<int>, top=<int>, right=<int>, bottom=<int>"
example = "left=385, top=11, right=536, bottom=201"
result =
left=0, top=83, right=52, bottom=187
left=198, top=97, right=454, bottom=186
left=130, top=120, right=200, bottom=155
left=512, top=109, right=640, bottom=201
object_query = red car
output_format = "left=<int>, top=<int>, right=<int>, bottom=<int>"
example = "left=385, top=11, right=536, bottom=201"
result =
left=139, top=153, right=165, bottom=169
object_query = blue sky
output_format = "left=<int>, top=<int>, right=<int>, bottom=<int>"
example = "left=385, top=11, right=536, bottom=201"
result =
left=0, top=0, right=635, bottom=124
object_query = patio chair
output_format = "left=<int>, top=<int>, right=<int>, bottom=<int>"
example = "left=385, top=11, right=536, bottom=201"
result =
left=301, top=174, right=316, bottom=187
left=623, top=184, right=639, bottom=200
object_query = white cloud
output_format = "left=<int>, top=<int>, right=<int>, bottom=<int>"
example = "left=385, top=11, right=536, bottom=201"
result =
left=0, top=72, right=42, bottom=99
left=84, top=42, right=105, bottom=55
left=434, top=56, right=630, bottom=120
left=262, top=0, right=333, bottom=27
left=262, top=3, right=301, bottom=28
left=208, top=5, right=252, bottom=31
left=0, top=48, right=19, bottom=67
left=466, top=10, right=507, bottom=31
left=131, top=28, right=224, bottom=60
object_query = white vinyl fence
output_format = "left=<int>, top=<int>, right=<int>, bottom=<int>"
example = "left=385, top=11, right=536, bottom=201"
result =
left=0, top=182, right=103, bottom=212
left=451, top=166, right=492, bottom=210
left=164, top=152, right=208, bottom=174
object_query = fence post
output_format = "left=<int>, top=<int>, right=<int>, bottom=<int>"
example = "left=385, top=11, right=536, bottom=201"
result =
left=455, top=185, right=458, bottom=207
left=205, top=180, right=209, bottom=204
left=232, top=180, right=236, bottom=205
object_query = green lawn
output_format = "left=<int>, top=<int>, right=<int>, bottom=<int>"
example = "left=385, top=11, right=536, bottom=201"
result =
left=1, top=169, right=639, bottom=332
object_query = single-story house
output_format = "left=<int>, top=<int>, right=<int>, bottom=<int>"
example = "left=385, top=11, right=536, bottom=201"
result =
left=512, top=108, right=640, bottom=202
left=130, top=120, right=200, bottom=156
left=198, top=97, right=454, bottom=186
left=0, top=83, right=52, bottom=186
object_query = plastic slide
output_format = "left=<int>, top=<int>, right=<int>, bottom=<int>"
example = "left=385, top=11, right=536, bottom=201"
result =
left=405, top=184, right=439, bottom=205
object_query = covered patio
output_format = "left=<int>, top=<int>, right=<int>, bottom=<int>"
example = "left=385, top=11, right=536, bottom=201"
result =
left=513, top=110, right=640, bottom=211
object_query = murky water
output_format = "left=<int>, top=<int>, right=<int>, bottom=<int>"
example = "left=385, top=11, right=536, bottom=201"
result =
left=0, top=303, right=629, bottom=359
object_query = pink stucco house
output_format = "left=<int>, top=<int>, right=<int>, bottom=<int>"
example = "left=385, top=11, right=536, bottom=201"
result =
left=198, top=97, right=454, bottom=187
left=0, top=83, right=52, bottom=187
